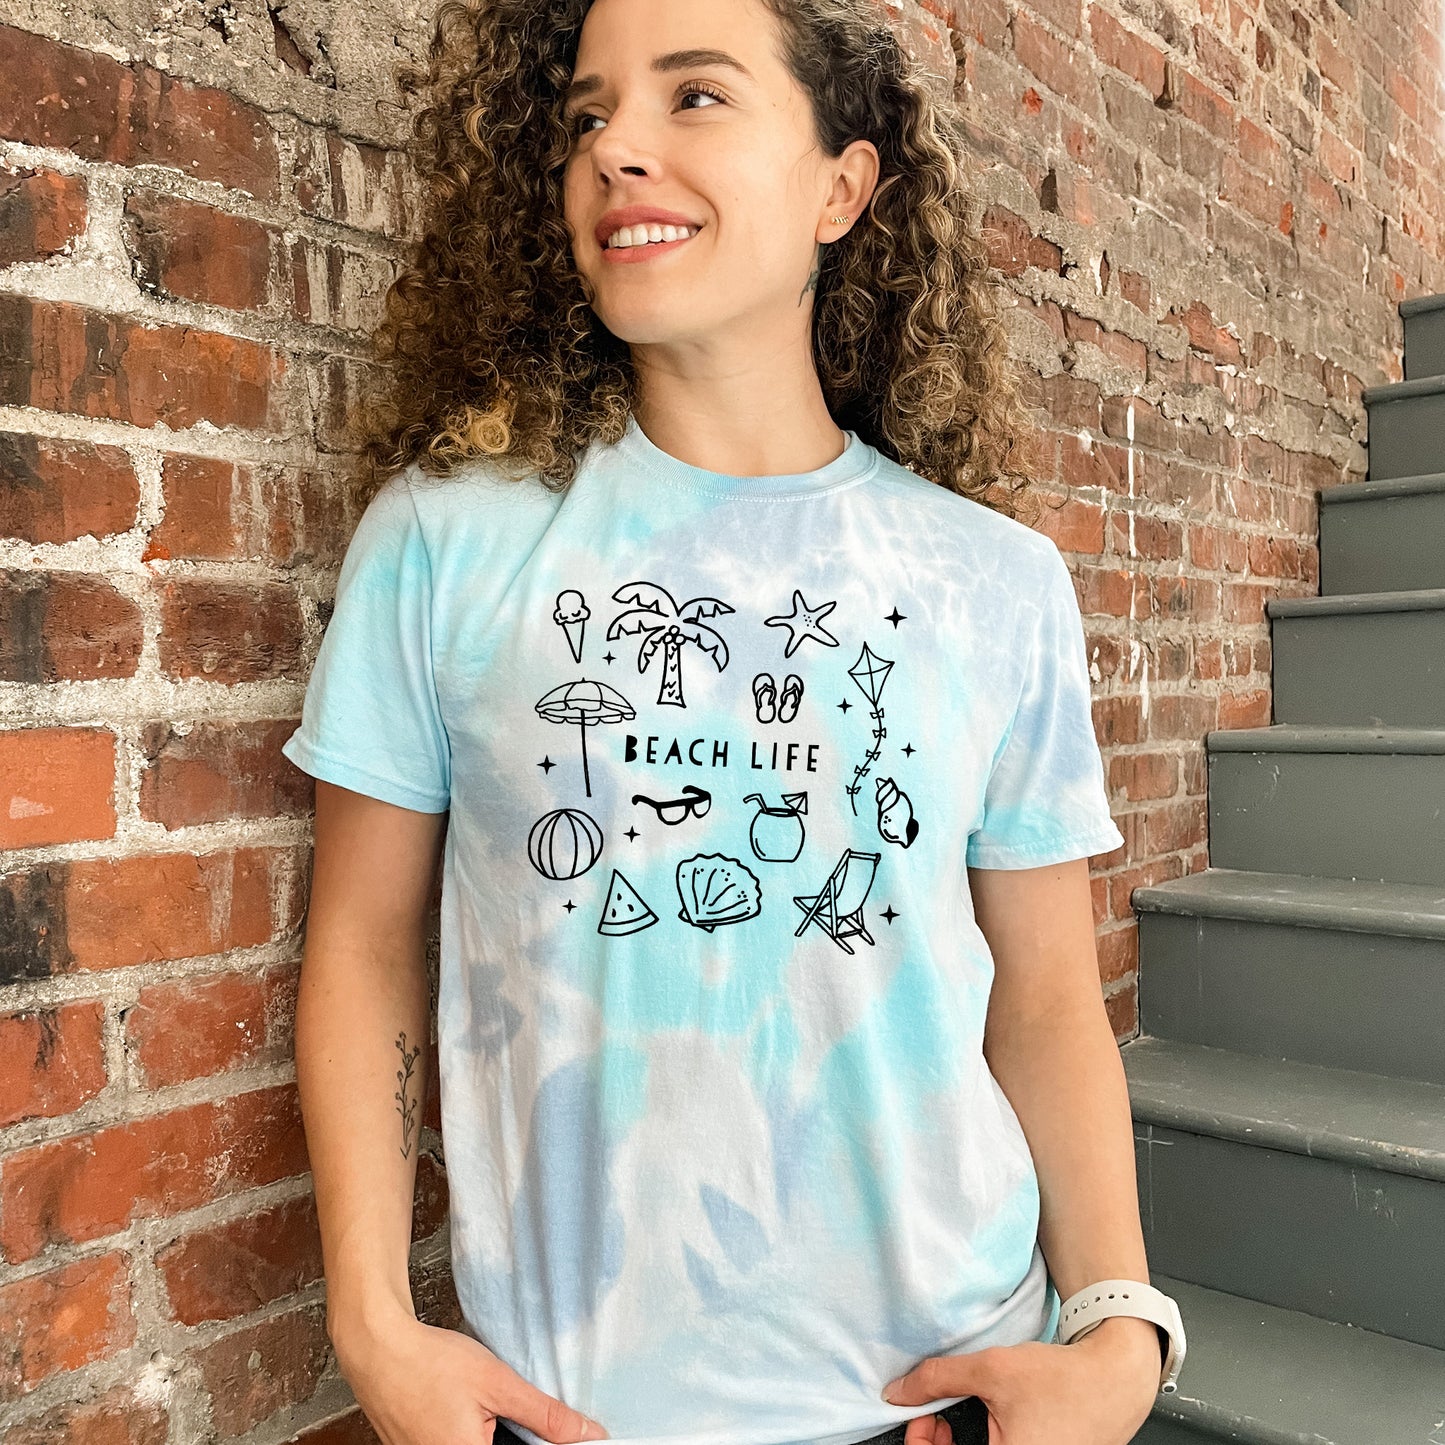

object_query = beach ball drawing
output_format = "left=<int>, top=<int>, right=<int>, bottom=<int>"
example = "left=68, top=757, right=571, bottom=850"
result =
left=528, top=808, right=604, bottom=879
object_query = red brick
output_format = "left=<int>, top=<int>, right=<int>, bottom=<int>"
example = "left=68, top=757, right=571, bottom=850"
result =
left=0, top=1000, right=107, bottom=1127
left=124, top=193, right=273, bottom=312
left=1, top=1382, right=168, bottom=1444
left=156, top=1192, right=323, bottom=1324
left=0, top=434, right=139, bottom=544
left=0, top=1253, right=134, bottom=1398
left=0, top=572, right=143, bottom=683
left=192, top=1304, right=330, bottom=1436
left=139, top=718, right=313, bottom=828
left=286, top=1409, right=382, bottom=1445
left=5, top=732, right=115, bottom=855
left=0, top=169, right=87, bottom=265
left=126, top=963, right=295, bottom=1086
left=1088, top=8, right=1166, bottom=97
left=0, top=1084, right=308, bottom=1263
left=0, top=25, right=277, bottom=201
left=150, top=454, right=290, bottom=562
left=980, top=204, right=1064, bottom=276
left=0, top=296, right=285, bottom=432
left=157, top=579, right=305, bottom=683
left=1108, top=749, right=1180, bottom=801
left=1012, top=11, right=1100, bottom=112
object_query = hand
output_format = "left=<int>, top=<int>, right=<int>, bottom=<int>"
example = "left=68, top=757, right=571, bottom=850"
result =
left=880, top=1315, right=1162, bottom=1445
left=331, top=1304, right=609, bottom=1445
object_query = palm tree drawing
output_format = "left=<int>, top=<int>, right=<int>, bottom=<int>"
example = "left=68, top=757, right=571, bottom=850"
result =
left=607, top=581, right=733, bottom=707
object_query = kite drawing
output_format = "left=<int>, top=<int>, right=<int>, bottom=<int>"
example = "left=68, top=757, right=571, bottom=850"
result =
left=844, top=641, right=893, bottom=816
left=607, top=580, right=733, bottom=708
left=534, top=677, right=635, bottom=798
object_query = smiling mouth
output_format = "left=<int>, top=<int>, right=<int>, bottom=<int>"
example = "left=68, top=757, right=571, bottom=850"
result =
left=603, top=222, right=702, bottom=251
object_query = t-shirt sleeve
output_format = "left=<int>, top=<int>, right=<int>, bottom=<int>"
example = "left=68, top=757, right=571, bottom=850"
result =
left=280, top=473, right=451, bottom=813
left=965, top=543, right=1123, bottom=868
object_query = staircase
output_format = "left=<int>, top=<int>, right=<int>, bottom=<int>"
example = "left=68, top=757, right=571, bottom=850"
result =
left=1123, top=292, right=1445, bottom=1444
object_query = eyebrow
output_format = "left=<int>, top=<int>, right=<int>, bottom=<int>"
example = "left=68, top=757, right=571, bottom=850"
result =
left=561, top=48, right=755, bottom=110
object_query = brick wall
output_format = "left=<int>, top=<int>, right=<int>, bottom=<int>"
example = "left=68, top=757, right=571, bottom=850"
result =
left=1, top=0, right=1442, bottom=1437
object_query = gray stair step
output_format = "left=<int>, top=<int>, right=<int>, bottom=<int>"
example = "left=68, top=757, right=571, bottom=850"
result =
left=1361, top=373, right=1445, bottom=481
left=1206, top=725, right=1445, bottom=885
left=1402, top=291, right=1445, bottom=382
left=1134, top=1275, right=1445, bottom=1445
left=1124, top=1036, right=1445, bottom=1350
left=1267, top=588, right=1445, bottom=726
left=1318, top=471, right=1445, bottom=595
left=1133, top=868, right=1445, bottom=1084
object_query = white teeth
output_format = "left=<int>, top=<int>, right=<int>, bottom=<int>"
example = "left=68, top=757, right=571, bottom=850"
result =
left=605, top=223, right=700, bottom=249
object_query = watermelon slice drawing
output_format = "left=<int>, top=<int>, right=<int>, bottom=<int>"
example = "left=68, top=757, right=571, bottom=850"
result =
left=596, top=869, right=659, bottom=935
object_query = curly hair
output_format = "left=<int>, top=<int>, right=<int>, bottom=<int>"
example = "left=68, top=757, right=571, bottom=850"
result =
left=358, top=0, right=1044, bottom=525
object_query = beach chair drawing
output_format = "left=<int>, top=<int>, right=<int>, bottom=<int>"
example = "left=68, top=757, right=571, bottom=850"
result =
left=793, top=847, right=882, bottom=953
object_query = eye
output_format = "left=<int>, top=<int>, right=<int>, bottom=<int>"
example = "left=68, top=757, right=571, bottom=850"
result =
left=570, top=111, right=604, bottom=137
left=678, top=81, right=727, bottom=110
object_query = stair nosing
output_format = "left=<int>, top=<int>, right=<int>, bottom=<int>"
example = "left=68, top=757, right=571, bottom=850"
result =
left=1123, top=1036, right=1445, bottom=1180
left=1267, top=586, right=1445, bottom=617
left=1131, top=866, right=1445, bottom=938
left=1206, top=723, right=1445, bottom=753
left=1400, top=292, right=1445, bottom=318
left=1318, top=468, right=1445, bottom=503
left=1145, top=1274, right=1445, bottom=1445
left=1361, top=373, right=1445, bottom=403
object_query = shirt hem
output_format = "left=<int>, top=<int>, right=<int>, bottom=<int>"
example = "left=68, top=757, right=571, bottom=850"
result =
left=965, top=823, right=1125, bottom=868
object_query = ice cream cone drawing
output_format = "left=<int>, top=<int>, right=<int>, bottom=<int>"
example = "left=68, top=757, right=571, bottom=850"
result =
left=875, top=777, right=918, bottom=847
left=553, top=589, right=590, bottom=663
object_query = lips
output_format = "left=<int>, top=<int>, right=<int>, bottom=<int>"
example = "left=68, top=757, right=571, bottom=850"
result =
left=594, top=206, right=704, bottom=247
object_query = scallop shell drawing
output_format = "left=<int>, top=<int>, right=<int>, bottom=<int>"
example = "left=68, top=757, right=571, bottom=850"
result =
left=675, top=852, right=762, bottom=931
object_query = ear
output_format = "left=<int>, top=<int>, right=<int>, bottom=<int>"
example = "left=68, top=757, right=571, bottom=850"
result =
left=817, top=136, right=881, bottom=241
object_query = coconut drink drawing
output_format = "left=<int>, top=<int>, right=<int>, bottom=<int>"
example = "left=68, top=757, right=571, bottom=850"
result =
left=744, top=791, right=808, bottom=862
left=844, top=641, right=893, bottom=816
left=534, top=678, right=635, bottom=798
left=552, top=589, right=590, bottom=663
left=606, top=580, right=733, bottom=707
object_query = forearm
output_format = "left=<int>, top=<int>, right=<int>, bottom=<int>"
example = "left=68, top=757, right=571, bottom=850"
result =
left=295, top=926, right=431, bottom=1340
left=982, top=983, right=1148, bottom=1303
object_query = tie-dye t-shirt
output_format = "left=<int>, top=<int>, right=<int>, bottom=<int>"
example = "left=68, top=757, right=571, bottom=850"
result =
left=280, top=413, right=1124, bottom=1445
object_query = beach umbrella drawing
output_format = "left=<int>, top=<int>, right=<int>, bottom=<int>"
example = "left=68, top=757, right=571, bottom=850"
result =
left=535, top=677, right=636, bottom=798
left=844, top=642, right=894, bottom=816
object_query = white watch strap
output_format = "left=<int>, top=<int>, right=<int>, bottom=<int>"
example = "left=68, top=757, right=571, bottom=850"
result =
left=1054, top=1280, right=1186, bottom=1394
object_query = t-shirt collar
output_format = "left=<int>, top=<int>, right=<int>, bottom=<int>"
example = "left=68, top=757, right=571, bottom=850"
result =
left=612, top=411, right=878, bottom=498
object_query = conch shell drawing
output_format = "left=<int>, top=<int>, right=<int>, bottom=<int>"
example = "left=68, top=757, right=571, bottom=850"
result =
left=875, top=776, right=918, bottom=848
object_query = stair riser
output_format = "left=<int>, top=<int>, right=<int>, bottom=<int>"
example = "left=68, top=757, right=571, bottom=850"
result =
left=1137, top=912, right=1445, bottom=1085
left=1365, top=389, right=1445, bottom=481
left=1271, top=609, right=1445, bottom=727
left=1132, top=1418, right=1207, bottom=1444
left=1208, top=750, right=1445, bottom=886
left=1320, top=491, right=1445, bottom=594
left=1135, top=1123, right=1445, bottom=1350
left=1404, top=303, right=1445, bottom=382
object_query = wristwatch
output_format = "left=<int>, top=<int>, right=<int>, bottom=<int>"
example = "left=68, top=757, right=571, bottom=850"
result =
left=1054, top=1280, right=1186, bottom=1394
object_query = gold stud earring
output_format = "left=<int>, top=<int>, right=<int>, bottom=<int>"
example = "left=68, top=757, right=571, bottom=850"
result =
left=831, top=214, right=850, bottom=224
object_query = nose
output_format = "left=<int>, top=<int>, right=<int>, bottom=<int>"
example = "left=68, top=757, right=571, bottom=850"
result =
left=582, top=102, right=661, bottom=181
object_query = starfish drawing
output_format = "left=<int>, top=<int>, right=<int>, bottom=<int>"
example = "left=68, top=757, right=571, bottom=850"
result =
left=764, top=589, right=839, bottom=657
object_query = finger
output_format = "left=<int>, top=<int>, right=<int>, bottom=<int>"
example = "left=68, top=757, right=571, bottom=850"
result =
left=484, top=1366, right=607, bottom=1443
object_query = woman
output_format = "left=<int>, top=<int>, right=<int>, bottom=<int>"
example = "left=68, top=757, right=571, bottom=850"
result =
left=283, top=1, right=1174, bottom=1443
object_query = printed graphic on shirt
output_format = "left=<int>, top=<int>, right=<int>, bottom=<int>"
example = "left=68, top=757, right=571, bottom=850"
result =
left=526, top=574, right=918, bottom=947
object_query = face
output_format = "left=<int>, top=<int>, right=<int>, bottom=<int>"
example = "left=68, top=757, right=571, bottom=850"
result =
left=560, top=0, right=878, bottom=355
